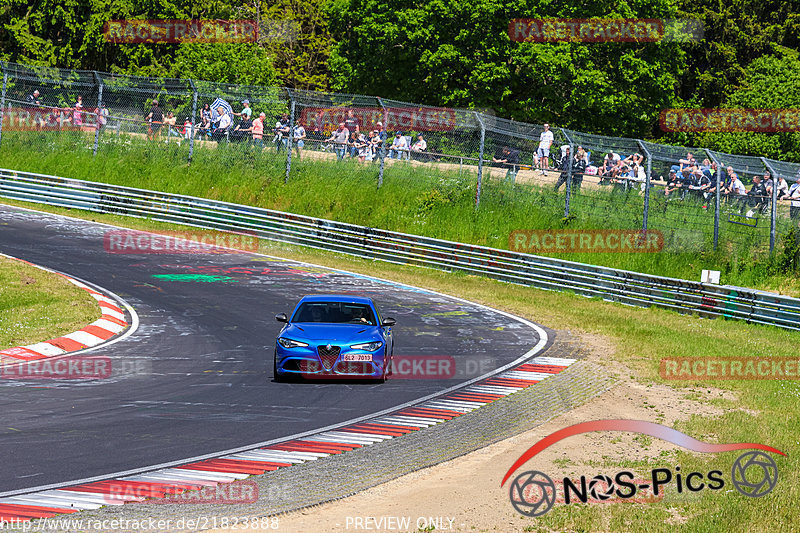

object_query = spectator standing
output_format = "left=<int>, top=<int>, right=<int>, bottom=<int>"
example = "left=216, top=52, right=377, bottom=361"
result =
left=231, top=113, right=253, bottom=144
left=348, top=129, right=360, bottom=158
left=789, top=181, right=800, bottom=220
left=274, top=113, right=290, bottom=152
left=553, top=146, right=575, bottom=191
left=164, top=111, right=179, bottom=140
left=388, top=132, right=409, bottom=159
left=365, top=130, right=379, bottom=162
left=292, top=121, right=306, bottom=159
left=235, top=100, right=252, bottom=119
left=146, top=99, right=163, bottom=141
left=536, top=123, right=553, bottom=171
left=72, top=95, right=84, bottom=126
left=26, top=89, right=45, bottom=129
left=325, top=122, right=349, bottom=160
left=344, top=109, right=360, bottom=135
left=95, top=103, right=109, bottom=132
left=182, top=117, right=192, bottom=140
left=252, top=113, right=265, bottom=151
left=375, top=121, right=387, bottom=160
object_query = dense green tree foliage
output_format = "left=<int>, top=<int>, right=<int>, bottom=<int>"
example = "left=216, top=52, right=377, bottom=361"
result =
left=0, top=0, right=797, bottom=157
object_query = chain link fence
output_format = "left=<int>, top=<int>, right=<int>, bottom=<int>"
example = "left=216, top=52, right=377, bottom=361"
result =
left=0, top=59, right=797, bottom=255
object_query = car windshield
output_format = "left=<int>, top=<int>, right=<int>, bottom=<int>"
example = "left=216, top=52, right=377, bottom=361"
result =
left=292, top=302, right=376, bottom=326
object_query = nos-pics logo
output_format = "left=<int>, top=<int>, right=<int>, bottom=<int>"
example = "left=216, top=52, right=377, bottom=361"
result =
left=502, top=420, right=784, bottom=517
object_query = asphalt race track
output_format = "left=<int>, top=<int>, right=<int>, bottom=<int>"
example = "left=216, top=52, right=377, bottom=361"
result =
left=0, top=204, right=549, bottom=494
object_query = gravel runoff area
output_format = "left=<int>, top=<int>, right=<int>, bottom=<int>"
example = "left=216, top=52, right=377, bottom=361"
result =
left=31, top=331, right=616, bottom=533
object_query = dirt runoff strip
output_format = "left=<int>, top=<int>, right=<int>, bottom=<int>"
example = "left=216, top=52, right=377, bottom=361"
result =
left=33, top=331, right=614, bottom=533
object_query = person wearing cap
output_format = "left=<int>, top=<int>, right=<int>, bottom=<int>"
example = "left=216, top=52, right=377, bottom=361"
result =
left=235, top=99, right=252, bottom=119
left=388, top=131, right=409, bottom=159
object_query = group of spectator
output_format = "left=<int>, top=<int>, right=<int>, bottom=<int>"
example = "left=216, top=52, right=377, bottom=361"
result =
left=659, top=152, right=796, bottom=217
left=320, top=110, right=429, bottom=163
left=24, top=90, right=109, bottom=131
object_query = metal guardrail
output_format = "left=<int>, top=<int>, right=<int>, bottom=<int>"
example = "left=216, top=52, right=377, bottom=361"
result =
left=1, top=167, right=799, bottom=332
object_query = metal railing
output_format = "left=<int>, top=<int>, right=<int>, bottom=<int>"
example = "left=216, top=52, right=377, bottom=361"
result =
left=1, top=167, right=798, bottom=332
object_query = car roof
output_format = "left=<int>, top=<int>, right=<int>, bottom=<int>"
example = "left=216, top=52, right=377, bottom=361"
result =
left=297, top=294, right=375, bottom=305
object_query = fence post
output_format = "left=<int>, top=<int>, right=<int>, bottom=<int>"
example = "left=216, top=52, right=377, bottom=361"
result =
left=285, top=88, right=295, bottom=184
left=188, top=80, right=197, bottom=165
left=762, top=157, right=780, bottom=253
left=0, top=63, right=7, bottom=149
left=474, top=111, right=485, bottom=209
left=705, top=149, right=721, bottom=250
left=377, top=97, right=387, bottom=188
left=92, top=72, right=103, bottom=156
left=637, top=140, right=652, bottom=231
left=561, top=128, right=574, bottom=218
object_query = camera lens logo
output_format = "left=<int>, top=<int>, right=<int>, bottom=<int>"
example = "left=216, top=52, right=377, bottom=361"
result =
left=731, top=451, right=778, bottom=498
left=508, top=471, right=556, bottom=517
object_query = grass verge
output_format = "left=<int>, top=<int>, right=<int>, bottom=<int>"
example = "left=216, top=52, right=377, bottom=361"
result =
left=0, top=255, right=100, bottom=349
left=1, top=198, right=797, bottom=532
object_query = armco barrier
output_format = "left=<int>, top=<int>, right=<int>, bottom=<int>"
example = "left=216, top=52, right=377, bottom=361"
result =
left=1, top=168, right=799, bottom=331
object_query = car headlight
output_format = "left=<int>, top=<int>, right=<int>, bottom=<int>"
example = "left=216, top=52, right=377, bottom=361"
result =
left=278, top=337, right=309, bottom=349
left=350, top=341, right=383, bottom=351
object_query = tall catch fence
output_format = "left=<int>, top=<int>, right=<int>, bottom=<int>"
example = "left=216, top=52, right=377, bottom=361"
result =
left=0, top=60, right=797, bottom=255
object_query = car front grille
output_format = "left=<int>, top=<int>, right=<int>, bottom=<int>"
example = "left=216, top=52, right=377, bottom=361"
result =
left=317, top=345, right=341, bottom=370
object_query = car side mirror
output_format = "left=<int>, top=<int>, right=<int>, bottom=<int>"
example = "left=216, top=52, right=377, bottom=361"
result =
left=275, top=313, right=288, bottom=323
left=381, top=317, right=396, bottom=327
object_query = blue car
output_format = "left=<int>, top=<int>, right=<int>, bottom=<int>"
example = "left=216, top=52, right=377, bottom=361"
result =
left=274, top=295, right=396, bottom=382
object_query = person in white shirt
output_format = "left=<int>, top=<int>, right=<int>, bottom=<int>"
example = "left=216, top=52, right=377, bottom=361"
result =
left=776, top=176, right=790, bottom=200
left=789, top=181, right=800, bottom=220
left=410, top=134, right=428, bottom=161
left=292, top=123, right=306, bottom=159
left=536, top=123, right=554, bottom=171
left=212, top=106, right=232, bottom=143
left=389, top=132, right=409, bottom=159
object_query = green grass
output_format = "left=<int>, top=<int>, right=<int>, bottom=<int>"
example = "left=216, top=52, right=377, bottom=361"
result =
left=0, top=255, right=100, bottom=350
left=0, top=129, right=799, bottom=298
left=1, top=199, right=798, bottom=531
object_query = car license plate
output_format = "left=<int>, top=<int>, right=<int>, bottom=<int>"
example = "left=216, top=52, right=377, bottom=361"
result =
left=342, top=354, right=372, bottom=362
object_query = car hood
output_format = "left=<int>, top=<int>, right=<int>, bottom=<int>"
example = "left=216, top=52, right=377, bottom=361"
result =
left=281, top=323, right=381, bottom=344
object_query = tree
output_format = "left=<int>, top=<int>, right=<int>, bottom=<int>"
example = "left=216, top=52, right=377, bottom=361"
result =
left=325, top=0, right=686, bottom=136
